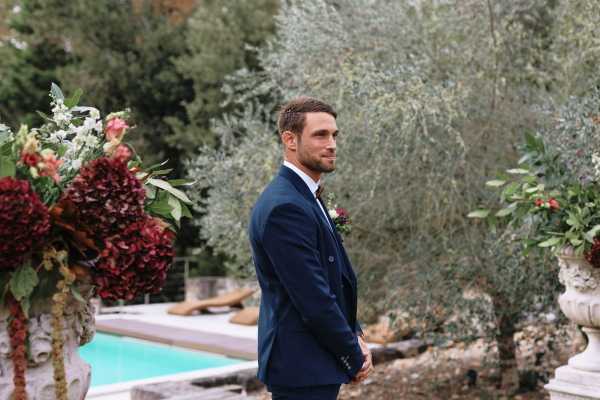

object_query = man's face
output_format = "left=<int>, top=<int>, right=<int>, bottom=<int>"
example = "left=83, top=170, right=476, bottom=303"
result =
left=296, top=112, right=338, bottom=175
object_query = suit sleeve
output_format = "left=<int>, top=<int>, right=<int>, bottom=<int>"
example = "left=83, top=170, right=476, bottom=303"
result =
left=262, top=203, right=364, bottom=379
left=355, top=321, right=363, bottom=336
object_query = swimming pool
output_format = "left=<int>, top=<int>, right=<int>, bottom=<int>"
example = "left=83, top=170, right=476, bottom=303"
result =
left=80, top=332, right=244, bottom=387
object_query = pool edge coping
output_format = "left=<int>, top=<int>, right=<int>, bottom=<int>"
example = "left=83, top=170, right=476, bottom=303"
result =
left=96, top=318, right=258, bottom=360
left=86, top=360, right=258, bottom=398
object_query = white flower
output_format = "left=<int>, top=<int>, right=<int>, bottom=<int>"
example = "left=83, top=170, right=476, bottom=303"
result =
left=88, top=107, right=100, bottom=120
left=73, top=124, right=89, bottom=137
left=51, top=99, right=73, bottom=127
left=83, top=116, right=100, bottom=132
left=72, top=134, right=85, bottom=147
left=84, top=134, right=99, bottom=147
left=71, top=159, right=82, bottom=170
left=53, top=111, right=72, bottom=126
left=51, top=98, right=66, bottom=112
left=329, top=208, right=338, bottom=219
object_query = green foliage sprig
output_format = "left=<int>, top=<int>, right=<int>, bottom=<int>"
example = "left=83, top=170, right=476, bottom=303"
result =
left=470, top=132, right=600, bottom=257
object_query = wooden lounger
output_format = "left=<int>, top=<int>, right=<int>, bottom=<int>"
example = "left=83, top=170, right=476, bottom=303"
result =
left=167, top=287, right=256, bottom=316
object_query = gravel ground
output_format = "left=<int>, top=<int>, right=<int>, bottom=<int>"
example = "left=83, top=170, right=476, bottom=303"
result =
left=250, top=324, right=579, bottom=400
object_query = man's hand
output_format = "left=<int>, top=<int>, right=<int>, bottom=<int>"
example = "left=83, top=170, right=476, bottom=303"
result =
left=351, top=335, right=373, bottom=384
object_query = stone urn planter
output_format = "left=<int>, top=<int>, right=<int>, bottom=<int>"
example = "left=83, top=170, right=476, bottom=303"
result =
left=0, top=293, right=96, bottom=400
left=545, top=250, right=600, bottom=399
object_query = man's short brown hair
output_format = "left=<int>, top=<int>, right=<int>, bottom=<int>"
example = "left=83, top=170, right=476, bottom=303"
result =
left=277, top=97, right=337, bottom=135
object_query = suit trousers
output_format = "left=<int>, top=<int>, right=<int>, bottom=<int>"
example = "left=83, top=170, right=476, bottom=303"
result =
left=267, top=384, right=341, bottom=400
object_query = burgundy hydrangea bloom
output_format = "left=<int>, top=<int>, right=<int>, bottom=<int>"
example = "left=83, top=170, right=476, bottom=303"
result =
left=64, top=157, right=145, bottom=238
left=94, top=217, right=175, bottom=301
left=585, top=238, right=600, bottom=269
left=0, top=177, right=50, bottom=270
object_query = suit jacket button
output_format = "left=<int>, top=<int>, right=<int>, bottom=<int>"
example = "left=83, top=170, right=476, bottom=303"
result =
left=328, top=256, right=334, bottom=262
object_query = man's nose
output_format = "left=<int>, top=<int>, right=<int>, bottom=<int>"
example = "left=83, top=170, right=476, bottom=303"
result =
left=327, top=136, right=336, bottom=150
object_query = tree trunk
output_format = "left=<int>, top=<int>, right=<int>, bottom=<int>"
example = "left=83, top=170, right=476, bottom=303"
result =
left=494, top=308, right=519, bottom=394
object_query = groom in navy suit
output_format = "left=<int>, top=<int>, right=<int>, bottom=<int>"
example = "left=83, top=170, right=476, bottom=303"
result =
left=249, top=97, right=373, bottom=399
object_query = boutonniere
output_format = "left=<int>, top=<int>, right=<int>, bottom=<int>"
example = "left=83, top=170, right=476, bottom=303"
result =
left=326, top=194, right=352, bottom=235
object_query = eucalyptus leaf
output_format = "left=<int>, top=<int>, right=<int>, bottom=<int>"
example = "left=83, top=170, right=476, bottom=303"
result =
left=9, top=263, right=39, bottom=301
left=57, top=144, right=68, bottom=158
left=20, top=297, right=30, bottom=318
left=0, top=142, right=11, bottom=156
left=485, top=180, right=506, bottom=187
left=506, top=168, right=530, bottom=175
left=147, top=191, right=173, bottom=219
left=0, top=157, right=15, bottom=178
left=150, top=168, right=174, bottom=176
left=525, top=186, right=540, bottom=194
left=569, top=238, right=583, bottom=246
left=167, top=179, right=196, bottom=187
left=147, top=178, right=192, bottom=204
left=144, top=159, right=170, bottom=172
left=518, top=153, right=531, bottom=165
left=36, top=111, right=50, bottom=121
left=65, top=88, right=83, bottom=108
left=502, top=182, right=520, bottom=197
left=495, top=204, right=516, bottom=217
left=180, top=202, right=193, bottom=218
left=50, top=82, right=65, bottom=100
left=168, top=195, right=182, bottom=221
left=538, top=237, right=561, bottom=248
left=467, top=209, right=490, bottom=218
left=0, top=129, right=10, bottom=145
left=524, top=131, right=538, bottom=151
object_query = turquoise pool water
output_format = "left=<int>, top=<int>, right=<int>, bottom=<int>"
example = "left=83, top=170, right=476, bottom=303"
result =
left=80, top=333, right=243, bottom=387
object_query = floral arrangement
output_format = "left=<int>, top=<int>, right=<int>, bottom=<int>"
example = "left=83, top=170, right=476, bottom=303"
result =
left=0, top=84, right=192, bottom=400
left=326, top=194, right=352, bottom=235
left=469, top=92, right=600, bottom=268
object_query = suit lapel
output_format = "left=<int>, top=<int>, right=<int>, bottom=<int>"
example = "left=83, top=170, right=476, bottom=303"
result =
left=279, top=166, right=356, bottom=287
left=317, top=198, right=358, bottom=288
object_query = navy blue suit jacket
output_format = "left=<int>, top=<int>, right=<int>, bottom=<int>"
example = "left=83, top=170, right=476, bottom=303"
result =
left=249, top=166, right=364, bottom=387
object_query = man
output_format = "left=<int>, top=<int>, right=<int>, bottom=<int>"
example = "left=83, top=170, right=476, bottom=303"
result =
left=248, top=97, right=373, bottom=399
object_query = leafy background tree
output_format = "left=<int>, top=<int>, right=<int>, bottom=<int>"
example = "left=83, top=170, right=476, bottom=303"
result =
left=167, top=0, right=279, bottom=156
left=0, top=1, right=70, bottom=128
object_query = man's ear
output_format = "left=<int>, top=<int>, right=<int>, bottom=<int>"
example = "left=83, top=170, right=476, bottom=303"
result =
left=281, top=131, right=297, bottom=151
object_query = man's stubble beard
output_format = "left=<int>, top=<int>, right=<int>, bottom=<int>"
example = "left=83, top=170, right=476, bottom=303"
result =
left=298, top=149, right=335, bottom=175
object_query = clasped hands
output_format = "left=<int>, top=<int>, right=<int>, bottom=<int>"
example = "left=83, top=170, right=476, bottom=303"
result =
left=351, top=334, right=373, bottom=384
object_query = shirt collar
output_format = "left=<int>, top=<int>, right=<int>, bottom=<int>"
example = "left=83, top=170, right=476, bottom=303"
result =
left=283, top=160, right=320, bottom=197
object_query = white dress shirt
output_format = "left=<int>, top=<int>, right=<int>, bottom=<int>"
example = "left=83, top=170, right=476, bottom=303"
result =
left=283, top=161, right=333, bottom=231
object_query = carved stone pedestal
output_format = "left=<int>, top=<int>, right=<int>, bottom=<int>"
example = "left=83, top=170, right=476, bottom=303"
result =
left=0, top=295, right=95, bottom=399
left=545, top=364, right=600, bottom=400
left=545, top=251, right=600, bottom=400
